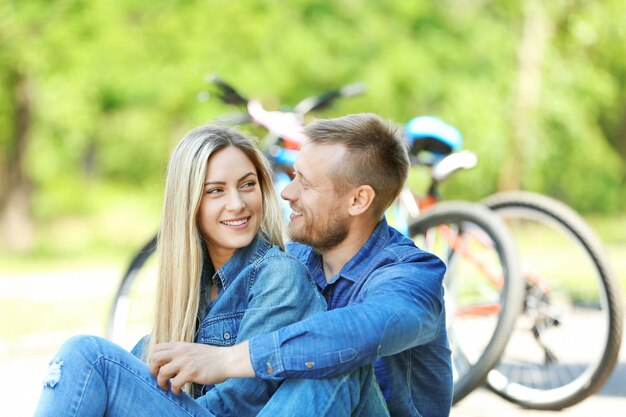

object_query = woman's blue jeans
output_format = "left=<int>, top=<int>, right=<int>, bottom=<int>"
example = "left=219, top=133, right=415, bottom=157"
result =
left=34, top=335, right=388, bottom=417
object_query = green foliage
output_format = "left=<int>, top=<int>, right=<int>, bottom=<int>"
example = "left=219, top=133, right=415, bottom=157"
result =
left=1, top=0, right=625, bottom=239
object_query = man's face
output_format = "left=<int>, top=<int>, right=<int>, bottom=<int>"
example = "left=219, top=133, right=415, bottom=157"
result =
left=281, top=142, right=350, bottom=252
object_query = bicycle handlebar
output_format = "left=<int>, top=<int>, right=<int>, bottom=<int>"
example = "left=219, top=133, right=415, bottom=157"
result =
left=206, top=74, right=365, bottom=116
left=293, top=82, right=366, bottom=114
left=206, top=74, right=248, bottom=105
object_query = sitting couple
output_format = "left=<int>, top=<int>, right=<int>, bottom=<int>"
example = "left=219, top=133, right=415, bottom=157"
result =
left=34, top=113, right=452, bottom=417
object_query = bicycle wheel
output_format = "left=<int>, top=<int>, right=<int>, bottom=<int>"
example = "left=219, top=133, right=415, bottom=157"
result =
left=408, top=201, right=524, bottom=404
left=107, top=234, right=158, bottom=350
left=483, top=191, right=623, bottom=410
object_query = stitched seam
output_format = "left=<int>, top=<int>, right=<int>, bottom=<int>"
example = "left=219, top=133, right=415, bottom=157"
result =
left=319, top=373, right=353, bottom=416
left=272, top=331, right=284, bottom=375
left=72, top=359, right=98, bottom=417
left=99, top=357, right=197, bottom=416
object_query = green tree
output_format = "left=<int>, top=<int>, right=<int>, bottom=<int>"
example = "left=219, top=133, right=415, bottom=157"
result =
left=1, top=0, right=625, bottom=254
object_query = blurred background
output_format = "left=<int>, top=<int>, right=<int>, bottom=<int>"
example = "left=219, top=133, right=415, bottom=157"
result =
left=1, top=0, right=625, bottom=415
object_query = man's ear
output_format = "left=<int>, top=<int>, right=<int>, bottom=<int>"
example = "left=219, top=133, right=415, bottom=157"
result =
left=347, top=185, right=376, bottom=216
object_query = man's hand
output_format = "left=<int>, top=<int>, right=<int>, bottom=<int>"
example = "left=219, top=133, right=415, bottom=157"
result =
left=148, top=340, right=254, bottom=395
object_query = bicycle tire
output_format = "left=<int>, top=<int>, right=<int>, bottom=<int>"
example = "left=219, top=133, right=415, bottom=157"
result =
left=107, top=234, right=158, bottom=347
left=408, top=201, right=524, bottom=404
left=483, top=191, right=623, bottom=410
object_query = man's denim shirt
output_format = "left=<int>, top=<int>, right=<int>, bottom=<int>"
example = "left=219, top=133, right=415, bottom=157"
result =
left=249, top=219, right=453, bottom=417
left=133, top=235, right=325, bottom=417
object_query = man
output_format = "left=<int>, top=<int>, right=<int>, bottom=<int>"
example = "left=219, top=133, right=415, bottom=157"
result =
left=151, top=113, right=452, bottom=417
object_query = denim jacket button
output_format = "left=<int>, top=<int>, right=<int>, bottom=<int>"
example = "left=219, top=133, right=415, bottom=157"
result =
left=305, top=361, right=315, bottom=369
left=223, top=332, right=231, bottom=340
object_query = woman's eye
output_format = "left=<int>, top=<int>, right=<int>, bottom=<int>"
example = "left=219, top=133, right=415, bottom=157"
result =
left=241, top=181, right=257, bottom=189
left=206, top=188, right=223, bottom=195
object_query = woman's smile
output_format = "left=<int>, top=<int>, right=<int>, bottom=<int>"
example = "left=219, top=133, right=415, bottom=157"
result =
left=220, top=216, right=251, bottom=230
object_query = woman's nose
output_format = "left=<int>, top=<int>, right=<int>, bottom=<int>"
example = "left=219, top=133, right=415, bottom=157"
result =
left=226, top=192, right=246, bottom=211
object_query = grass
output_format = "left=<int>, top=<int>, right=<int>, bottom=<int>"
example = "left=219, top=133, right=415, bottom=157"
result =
left=0, top=183, right=161, bottom=274
left=0, top=298, right=111, bottom=341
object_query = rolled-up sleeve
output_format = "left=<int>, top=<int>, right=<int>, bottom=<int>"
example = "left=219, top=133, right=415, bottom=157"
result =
left=249, top=254, right=446, bottom=380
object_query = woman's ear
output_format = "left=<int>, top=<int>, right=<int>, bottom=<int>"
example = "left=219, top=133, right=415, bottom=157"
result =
left=347, top=185, right=376, bottom=216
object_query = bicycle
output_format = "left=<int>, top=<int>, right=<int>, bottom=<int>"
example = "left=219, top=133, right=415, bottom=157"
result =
left=107, top=78, right=525, bottom=405
left=405, top=115, right=624, bottom=410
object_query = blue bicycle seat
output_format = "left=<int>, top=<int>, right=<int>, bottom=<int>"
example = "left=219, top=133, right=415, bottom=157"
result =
left=405, top=116, right=463, bottom=157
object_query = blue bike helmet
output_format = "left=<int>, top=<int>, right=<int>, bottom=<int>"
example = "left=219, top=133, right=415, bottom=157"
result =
left=405, top=116, right=463, bottom=156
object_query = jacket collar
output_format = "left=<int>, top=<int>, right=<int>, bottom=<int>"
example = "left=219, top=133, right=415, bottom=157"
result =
left=202, top=234, right=273, bottom=290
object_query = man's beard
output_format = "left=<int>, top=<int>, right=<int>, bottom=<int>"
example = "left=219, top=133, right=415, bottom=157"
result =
left=288, top=210, right=349, bottom=252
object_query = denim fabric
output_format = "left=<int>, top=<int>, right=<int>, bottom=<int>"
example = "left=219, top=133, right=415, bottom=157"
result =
left=191, top=235, right=328, bottom=416
left=36, top=235, right=334, bottom=417
left=34, top=335, right=387, bottom=417
left=248, top=218, right=453, bottom=417
left=257, top=365, right=390, bottom=417
left=34, top=335, right=216, bottom=417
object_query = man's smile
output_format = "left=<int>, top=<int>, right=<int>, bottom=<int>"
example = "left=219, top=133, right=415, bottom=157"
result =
left=289, top=209, right=303, bottom=221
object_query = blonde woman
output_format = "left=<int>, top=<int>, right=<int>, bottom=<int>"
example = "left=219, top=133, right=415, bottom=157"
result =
left=33, top=125, right=332, bottom=416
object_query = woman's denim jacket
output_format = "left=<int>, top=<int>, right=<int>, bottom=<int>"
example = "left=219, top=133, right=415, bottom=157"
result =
left=132, top=235, right=325, bottom=417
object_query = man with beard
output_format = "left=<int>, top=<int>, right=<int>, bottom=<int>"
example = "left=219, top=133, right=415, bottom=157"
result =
left=156, top=114, right=452, bottom=417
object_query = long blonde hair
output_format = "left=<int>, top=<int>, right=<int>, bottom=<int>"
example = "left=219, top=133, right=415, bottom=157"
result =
left=147, top=124, right=284, bottom=361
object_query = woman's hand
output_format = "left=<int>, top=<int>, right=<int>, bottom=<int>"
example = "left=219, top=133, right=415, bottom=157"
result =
left=148, top=341, right=253, bottom=394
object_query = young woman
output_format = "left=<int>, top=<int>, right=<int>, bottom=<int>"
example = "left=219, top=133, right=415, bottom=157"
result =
left=33, top=124, right=326, bottom=416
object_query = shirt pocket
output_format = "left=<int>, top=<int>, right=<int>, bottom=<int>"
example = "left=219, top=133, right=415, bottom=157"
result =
left=196, top=311, right=244, bottom=346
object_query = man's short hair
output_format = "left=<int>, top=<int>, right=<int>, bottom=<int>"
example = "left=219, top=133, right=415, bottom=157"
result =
left=304, top=113, right=410, bottom=219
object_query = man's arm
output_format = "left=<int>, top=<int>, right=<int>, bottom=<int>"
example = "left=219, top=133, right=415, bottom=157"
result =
left=165, top=253, right=446, bottom=383
left=247, top=254, right=446, bottom=380
left=251, top=284, right=443, bottom=377
left=149, top=340, right=254, bottom=389
left=149, top=265, right=442, bottom=386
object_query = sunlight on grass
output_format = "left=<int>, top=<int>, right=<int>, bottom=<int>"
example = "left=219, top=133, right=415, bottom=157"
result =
left=0, top=183, right=161, bottom=274
left=0, top=298, right=110, bottom=343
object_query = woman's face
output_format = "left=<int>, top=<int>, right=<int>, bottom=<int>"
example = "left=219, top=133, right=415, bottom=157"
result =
left=197, top=146, right=263, bottom=269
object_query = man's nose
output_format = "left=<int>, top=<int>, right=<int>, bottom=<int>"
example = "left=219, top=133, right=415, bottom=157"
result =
left=281, top=179, right=296, bottom=202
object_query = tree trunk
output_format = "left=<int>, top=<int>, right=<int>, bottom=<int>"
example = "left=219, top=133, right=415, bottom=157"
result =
left=499, top=0, right=553, bottom=191
left=0, top=71, right=34, bottom=253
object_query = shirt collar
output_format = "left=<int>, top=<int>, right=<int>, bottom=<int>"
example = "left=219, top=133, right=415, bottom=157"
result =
left=203, top=234, right=273, bottom=290
left=335, top=217, right=390, bottom=282
left=297, top=217, right=391, bottom=287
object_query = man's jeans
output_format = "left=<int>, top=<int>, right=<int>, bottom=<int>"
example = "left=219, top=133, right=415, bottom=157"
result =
left=34, top=335, right=389, bottom=417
